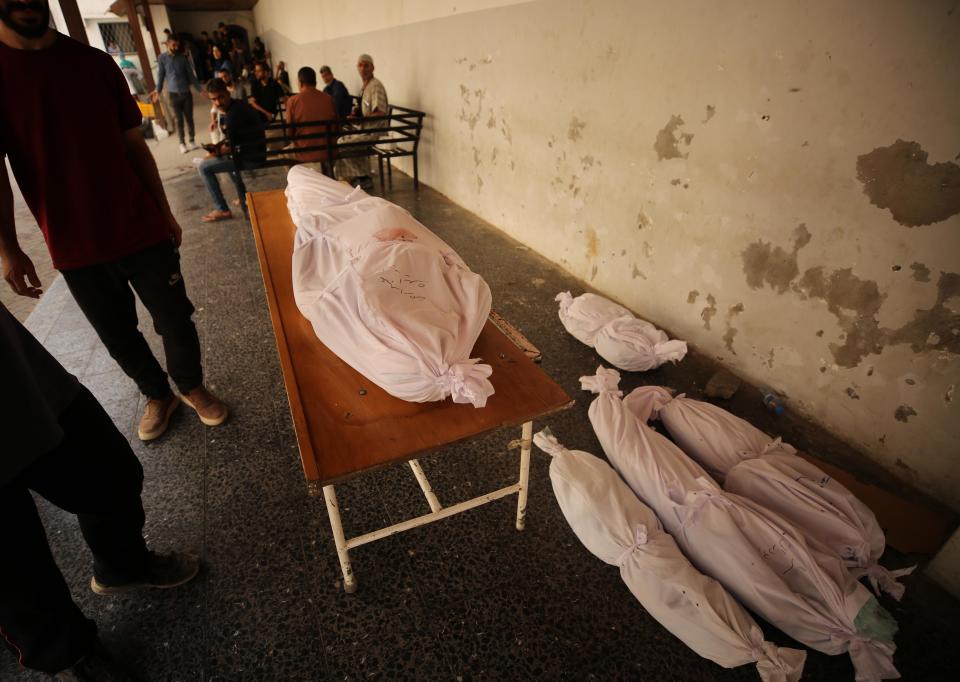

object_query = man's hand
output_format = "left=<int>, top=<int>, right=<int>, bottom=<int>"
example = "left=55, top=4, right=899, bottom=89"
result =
left=208, top=120, right=216, bottom=132
left=164, top=211, right=183, bottom=247
left=150, top=90, right=160, bottom=103
left=2, top=248, right=42, bottom=298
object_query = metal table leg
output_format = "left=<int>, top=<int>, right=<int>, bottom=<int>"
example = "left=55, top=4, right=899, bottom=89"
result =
left=322, top=484, right=357, bottom=593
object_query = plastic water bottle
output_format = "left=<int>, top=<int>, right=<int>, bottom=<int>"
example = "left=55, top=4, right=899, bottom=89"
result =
left=760, top=386, right=785, bottom=415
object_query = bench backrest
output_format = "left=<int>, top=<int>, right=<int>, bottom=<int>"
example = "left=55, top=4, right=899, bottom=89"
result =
left=230, top=103, right=425, bottom=167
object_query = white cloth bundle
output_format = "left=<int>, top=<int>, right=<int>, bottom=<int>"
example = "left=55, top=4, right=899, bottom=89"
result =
left=584, top=369, right=900, bottom=681
left=533, top=428, right=806, bottom=681
left=286, top=165, right=494, bottom=407
left=556, top=292, right=687, bottom=371
left=627, top=387, right=912, bottom=600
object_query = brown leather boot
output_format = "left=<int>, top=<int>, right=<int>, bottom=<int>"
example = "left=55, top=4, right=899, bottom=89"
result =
left=181, top=386, right=229, bottom=426
left=137, top=394, right=181, bottom=441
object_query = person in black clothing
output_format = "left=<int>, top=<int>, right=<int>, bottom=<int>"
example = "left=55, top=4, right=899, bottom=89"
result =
left=197, top=78, right=265, bottom=222
left=319, top=65, right=352, bottom=119
left=0, top=301, right=199, bottom=680
left=275, top=60, right=290, bottom=92
left=248, top=60, right=284, bottom=122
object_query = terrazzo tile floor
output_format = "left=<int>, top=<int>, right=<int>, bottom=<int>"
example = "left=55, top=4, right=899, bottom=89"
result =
left=5, top=168, right=959, bottom=681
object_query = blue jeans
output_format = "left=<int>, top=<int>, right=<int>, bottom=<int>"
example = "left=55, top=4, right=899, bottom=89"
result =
left=198, top=155, right=246, bottom=212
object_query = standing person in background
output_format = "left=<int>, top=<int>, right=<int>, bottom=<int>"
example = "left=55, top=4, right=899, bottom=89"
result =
left=320, top=65, right=352, bottom=119
left=275, top=60, right=290, bottom=93
left=0, top=3, right=229, bottom=442
left=286, top=66, right=337, bottom=166
left=151, top=35, right=203, bottom=154
left=211, top=44, right=231, bottom=78
left=335, top=53, right=388, bottom=189
left=228, top=36, right=247, bottom=79
left=251, top=36, right=269, bottom=66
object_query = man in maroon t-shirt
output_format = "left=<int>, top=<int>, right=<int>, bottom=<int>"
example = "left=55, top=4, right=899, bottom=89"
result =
left=0, top=1, right=228, bottom=441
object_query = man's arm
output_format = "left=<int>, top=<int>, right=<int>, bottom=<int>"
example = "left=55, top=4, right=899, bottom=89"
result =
left=0, top=159, right=41, bottom=298
left=248, top=97, right=272, bottom=120
left=187, top=55, right=202, bottom=92
left=152, top=54, right=166, bottom=100
left=123, top=128, right=182, bottom=246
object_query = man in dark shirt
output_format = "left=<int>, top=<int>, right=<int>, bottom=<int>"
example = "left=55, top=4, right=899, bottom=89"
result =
left=320, top=65, right=352, bottom=119
left=0, top=1, right=228, bottom=442
left=249, top=59, right=285, bottom=122
left=0, top=300, right=199, bottom=679
left=197, top=78, right=265, bottom=222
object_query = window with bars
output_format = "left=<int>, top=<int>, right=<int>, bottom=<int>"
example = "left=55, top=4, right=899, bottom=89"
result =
left=99, top=22, right=136, bottom=55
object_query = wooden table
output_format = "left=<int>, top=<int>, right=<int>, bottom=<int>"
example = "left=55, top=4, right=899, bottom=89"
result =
left=248, top=189, right=573, bottom=592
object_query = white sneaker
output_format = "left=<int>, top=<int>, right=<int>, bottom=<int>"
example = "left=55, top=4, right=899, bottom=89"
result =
left=179, top=143, right=188, bottom=154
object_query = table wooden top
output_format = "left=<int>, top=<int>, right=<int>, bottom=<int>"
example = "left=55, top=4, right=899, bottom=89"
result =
left=248, top=189, right=573, bottom=491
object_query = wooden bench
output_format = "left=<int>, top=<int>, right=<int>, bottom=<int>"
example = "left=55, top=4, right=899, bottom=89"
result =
left=246, top=189, right=573, bottom=593
left=231, top=101, right=424, bottom=203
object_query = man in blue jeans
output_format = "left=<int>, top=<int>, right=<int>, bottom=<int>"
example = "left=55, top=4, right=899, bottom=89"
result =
left=198, top=78, right=265, bottom=222
left=151, top=35, right=202, bottom=154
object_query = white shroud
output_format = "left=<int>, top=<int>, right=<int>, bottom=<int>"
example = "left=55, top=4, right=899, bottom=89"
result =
left=286, top=165, right=494, bottom=407
left=534, top=429, right=806, bottom=681
left=625, top=386, right=913, bottom=600
left=583, top=368, right=900, bottom=681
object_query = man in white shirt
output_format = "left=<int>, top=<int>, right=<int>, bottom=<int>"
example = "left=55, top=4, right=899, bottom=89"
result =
left=335, top=53, right=388, bottom=189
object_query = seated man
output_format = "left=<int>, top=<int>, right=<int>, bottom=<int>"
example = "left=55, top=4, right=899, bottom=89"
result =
left=207, top=67, right=244, bottom=144
left=319, top=65, right=352, bottom=119
left=249, top=60, right=287, bottom=151
left=197, top=78, right=265, bottom=223
left=286, top=66, right=337, bottom=166
left=335, top=53, right=388, bottom=189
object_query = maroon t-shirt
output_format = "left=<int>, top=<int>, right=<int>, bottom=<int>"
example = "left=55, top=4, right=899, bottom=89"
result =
left=0, top=33, right=171, bottom=270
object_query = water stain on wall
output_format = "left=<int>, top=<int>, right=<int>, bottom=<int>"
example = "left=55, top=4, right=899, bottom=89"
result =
left=655, top=115, right=694, bottom=160
left=910, top=262, right=931, bottom=282
left=702, top=105, right=716, bottom=123
left=568, top=117, right=586, bottom=142
left=895, top=405, right=918, bottom=422
left=741, top=227, right=960, bottom=367
left=701, top=293, right=717, bottom=330
left=741, top=223, right=811, bottom=293
left=723, top=302, right=744, bottom=353
left=585, top=228, right=599, bottom=260
left=856, top=140, right=960, bottom=226
left=637, top=209, right=651, bottom=230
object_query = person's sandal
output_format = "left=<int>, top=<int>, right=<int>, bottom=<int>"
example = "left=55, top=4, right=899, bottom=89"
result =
left=201, top=210, right=233, bottom=223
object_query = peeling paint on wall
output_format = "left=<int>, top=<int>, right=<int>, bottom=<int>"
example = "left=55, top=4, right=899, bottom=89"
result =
left=856, top=140, right=960, bottom=226
left=742, top=225, right=960, bottom=367
left=895, top=405, right=918, bottom=422
left=701, top=293, right=717, bottom=330
left=637, top=209, right=651, bottom=230
left=687, top=290, right=700, bottom=304
left=567, top=117, right=586, bottom=142
left=911, top=262, right=931, bottom=282
left=741, top=224, right=811, bottom=293
left=723, top=302, right=744, bottom=353
left=702, top=104, right=716, bottom=123
left=654, top=115, right=694, bottom=160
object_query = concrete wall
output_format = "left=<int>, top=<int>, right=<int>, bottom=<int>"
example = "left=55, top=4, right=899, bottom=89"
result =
left=252, top=1, right=960, bottom=510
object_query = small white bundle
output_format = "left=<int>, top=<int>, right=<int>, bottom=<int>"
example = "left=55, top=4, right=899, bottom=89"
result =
left=533, top=428, right=805, bottom=681
left=556, top=291, right=687, bottom=371
left=286, top=165, right=494, bottom=407
left=626, top=387, right=913, bottom=600
left=584, top=369, right=900, bottom=681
